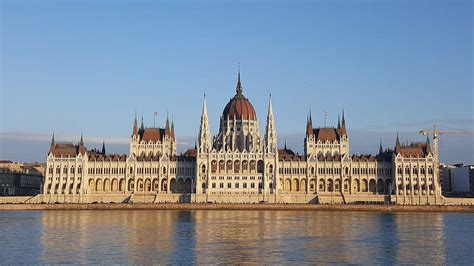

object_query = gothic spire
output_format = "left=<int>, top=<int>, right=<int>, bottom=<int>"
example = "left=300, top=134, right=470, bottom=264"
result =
left=265, top=93, right=277, bottom=153
left=165, top=110, right=170, bottom=137
left=337, top=113, right=341, bottom=129
left=171, top=114, right=175, bottom=140
left=49, top=133, right=55, bottom=154
left=78, top=133, right=85, bottom=154
left=140, top=114, right=145, bottom=130
left=306, top=109, right=314, bottom=136
left=379, top=139, right=383, bottom=154
left=133, top=111, right=138, bottom=137
left=395, top=132, right=401, bottom=153
left=198, top=94, right=211, bottom=153
left=102, top=141, right=106, bottom=155
left=340, top=109, right=347, bottom=136
left=236, top=68, right=243, bottom=95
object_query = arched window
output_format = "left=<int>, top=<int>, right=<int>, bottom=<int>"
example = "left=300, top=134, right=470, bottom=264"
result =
left=257, top=160, right=264, bottom=174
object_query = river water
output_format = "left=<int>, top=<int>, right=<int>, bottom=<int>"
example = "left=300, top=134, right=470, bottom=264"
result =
left=0, top=210, right=472, bottom=264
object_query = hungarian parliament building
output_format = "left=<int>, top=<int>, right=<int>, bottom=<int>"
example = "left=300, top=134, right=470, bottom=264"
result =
left=40, top=72, right=443, bottom=205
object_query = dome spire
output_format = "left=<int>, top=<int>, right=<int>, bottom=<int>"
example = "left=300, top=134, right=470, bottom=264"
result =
left=236, top=65, right=242, bottom=95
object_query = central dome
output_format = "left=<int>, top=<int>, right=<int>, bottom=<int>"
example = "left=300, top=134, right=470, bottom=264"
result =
left=222, top=72, right=257, bottom=120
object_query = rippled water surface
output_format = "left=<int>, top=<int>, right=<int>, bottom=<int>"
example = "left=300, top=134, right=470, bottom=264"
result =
left=0, top=210, right=473, bottom=264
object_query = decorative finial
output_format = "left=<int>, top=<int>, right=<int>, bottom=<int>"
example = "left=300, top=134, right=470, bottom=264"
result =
left=236, top=65, right=242, bottom=95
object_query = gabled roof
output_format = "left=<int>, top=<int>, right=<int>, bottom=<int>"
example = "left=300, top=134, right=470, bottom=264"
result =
left=278, top=148, right=304, bottom=161
left=50, top=143, right=85, bottom=157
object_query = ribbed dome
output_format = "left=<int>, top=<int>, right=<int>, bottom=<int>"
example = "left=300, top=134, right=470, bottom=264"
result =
left=222, top=71, right=257, bottom=121
left=223, top=95, right=257, bottom=120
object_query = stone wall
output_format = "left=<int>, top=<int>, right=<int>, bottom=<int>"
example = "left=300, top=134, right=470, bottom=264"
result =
left=444, top=197, right=474, bottom=205
left=2, top=193, right=473, bottom=206
left=0, top=196, right=34, bottom=203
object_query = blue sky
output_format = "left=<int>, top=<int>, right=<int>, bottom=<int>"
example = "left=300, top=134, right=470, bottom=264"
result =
left=1, top=0, right=473, bottom=163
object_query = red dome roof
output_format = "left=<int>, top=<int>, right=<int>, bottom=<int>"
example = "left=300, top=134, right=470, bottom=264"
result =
left=222, top=71, right=257, bottom=121
left=223, top=96, right=257, bottom=120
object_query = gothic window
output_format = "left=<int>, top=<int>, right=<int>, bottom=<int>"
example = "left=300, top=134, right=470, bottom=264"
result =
left=211, top=160, right=217, bottom=173
left=219, top=160, right=225, bottom=173
left=257, top=160, right=264, bottom=174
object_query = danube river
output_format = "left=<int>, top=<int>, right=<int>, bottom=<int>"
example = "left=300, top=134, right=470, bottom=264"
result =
left=0, top=210, right=472, bottom=264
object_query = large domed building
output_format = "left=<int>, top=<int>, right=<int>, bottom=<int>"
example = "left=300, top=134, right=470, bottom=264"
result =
left=210, top=71, right=265, bottom=153
left=40, top=70, right=442, bottom=205
left=195, top=71, right=278, bottom=201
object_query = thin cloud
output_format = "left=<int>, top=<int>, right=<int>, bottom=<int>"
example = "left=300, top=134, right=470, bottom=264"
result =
left=0, top=131, right=129, bottom=145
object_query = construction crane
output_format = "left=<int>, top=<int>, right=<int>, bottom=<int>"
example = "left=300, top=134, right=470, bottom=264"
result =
left=419, top=125, right=474, bottom=193
left=419, top=124, right=474, bottom=159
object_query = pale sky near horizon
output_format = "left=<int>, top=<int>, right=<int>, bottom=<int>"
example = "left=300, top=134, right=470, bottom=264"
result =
left=1, top=0, right=473, bottom=163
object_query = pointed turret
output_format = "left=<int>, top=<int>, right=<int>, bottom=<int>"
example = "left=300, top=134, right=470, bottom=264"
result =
left=306, top=110, right=314, bottom=136
left=395, top=133, right=401, bottom=153
left=79, top=133, right=85, bottom=154
left=379, top=139, right=383, bottom=154
left=140, top=114, right=145, bottom=131
left=198, top=94, right=211, bottom=153
left=284, top=139, right=287, bottom=150
left=101, top=141, right=106, bottom=155
left=340, top=109, right=347, bottom=136
left=133, top=111, right=138, bottom=137
left=49, top=133, right=55, bottom=154
left=265, top=93, right=277, bottom=153
left=171, top=115, right=175, bottom=140
left=337, top=113, right=341, bottom=129
left=165, top=111, right=170, bottom=137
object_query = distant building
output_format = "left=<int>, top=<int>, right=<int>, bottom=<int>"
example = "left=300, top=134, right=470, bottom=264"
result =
left=0, top=160, right=43, bottom=196
left=451, top=165, right=474, bottom=196
left=39, top=71, right=443, bottom=204
left=439, top=163, right=455, bottom=193
left=439, top=164, right=474, bottom=196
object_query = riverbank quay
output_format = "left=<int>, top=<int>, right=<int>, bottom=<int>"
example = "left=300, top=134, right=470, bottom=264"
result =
left=1, top=203, right=473, bottom=212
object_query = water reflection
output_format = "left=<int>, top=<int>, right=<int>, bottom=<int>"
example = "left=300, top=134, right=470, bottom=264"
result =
left=0, top=210, right=471, bottom=264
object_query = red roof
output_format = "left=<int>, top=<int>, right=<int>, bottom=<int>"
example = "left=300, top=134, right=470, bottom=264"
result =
left=314, top=128, right=339, bottom=142
left=142, top=128, right=162, bottom=142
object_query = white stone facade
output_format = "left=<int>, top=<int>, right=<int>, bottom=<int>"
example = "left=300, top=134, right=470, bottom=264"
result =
left=41, top=73, right=443, bottom=204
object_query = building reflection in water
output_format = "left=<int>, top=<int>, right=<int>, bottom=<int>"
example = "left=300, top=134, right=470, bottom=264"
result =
left=393, top=212, right=445, bottom=264
left=37, top=210, right=469, bottom=264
